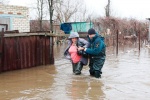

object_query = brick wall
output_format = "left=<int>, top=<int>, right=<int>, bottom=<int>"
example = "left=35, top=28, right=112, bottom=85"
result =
left=0, top=4, right=30, bottom=32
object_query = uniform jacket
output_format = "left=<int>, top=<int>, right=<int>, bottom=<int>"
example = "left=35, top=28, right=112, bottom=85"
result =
left=85, top=33, right=106, bottom=59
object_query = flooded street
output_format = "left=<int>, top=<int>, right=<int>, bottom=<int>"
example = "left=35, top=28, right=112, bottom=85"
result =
left=0, top=43, right=150, bottom=100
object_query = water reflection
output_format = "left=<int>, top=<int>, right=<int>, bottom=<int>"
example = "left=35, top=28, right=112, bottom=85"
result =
left=67, top=78, right=104, bottom=100
left=0, top=65, right=56, bottom=100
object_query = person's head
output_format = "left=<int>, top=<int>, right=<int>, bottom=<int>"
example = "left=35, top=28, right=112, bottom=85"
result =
left=69, top=32, right=79, bottom=43
left=88, top=28, right=96, bottom=39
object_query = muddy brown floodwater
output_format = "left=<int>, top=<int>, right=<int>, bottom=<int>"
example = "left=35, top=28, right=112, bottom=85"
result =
left=0, top=43, right=150, bottom=100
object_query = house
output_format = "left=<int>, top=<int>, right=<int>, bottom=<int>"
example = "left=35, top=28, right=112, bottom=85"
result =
left=0, top=4, right=30, bottom=32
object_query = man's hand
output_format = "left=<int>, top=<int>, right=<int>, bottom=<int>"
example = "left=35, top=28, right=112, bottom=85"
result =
left=77, top=46, right=85, bottom=51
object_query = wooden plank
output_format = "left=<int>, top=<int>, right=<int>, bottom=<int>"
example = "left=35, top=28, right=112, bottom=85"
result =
left=40, top=36, right=45, bottom=65
left=24, top=37, right=29, bottom=68
left=0, top=33, right=2, bottom=72
left=32, top=36, right=36, bottom=67
left=24, top=37, right=27, bottom=68
left=39, top=36, right=43, bottom=65
left=3, top=38, right=7, bottom=71
left=20, top=37, right=25, bottom=69
left=11, top=38, right=16, bottom=70
left=8, top=38, right=12, bottom=70
left=4, top=33, right=65, bottom=37
left=45, top=37, right=50, bottom=64
left=28, top=37, right=31, bottom=68
left=15, top=37, right=21, bottom=69
left=17, top=37, right=21, bottom=69
left=5, top=38, right=10, bottom=71
left=29, top=36, right=33, bottom=67
left=36, top=36, right=40, bottom=66
left=19, top=37, right=23, bottom=69
left=43, top=36, right=47, bottom=65
left=0, top=29, right=4, bottom=72
left=50, top=37, right=54, bottom=64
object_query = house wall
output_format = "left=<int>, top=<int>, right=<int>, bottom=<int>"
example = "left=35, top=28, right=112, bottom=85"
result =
left=0, top=4, right=30, bottom=32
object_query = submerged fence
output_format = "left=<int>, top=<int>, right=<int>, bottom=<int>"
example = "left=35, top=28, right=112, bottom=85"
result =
left=0, top=29, right=148, bottom=72
left=0, top=31, right=54, bottom=72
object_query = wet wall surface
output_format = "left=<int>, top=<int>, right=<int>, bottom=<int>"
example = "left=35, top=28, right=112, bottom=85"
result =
left=0, top=43, right=150, bottom=100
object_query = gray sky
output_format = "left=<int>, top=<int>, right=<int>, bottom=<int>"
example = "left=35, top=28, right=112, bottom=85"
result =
left=9, top=0, right=150, bottom=21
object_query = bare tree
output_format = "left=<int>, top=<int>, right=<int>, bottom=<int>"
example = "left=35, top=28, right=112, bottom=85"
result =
left=30, top=0, right=90, bottom=32
left=47, top=0, right=54, bottom=33
left=54, top=0, right=83, bottom=23
left=29, top=0, right=47, bottom=31
left=37, top=0, right=44, bottom=31
left=71, top=4, right=90, bottom=22
left=30, top=20, right=50, bottom=32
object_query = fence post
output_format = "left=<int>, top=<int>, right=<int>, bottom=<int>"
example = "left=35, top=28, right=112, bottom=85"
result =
left=0, top=28, right=4, bottom=72
left=138, top=30, right=141, bottom=51
left=116, top=30, right=119, bottom=56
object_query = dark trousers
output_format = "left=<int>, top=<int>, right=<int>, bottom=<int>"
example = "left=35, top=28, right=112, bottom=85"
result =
left=89, top=57, right=105, bottom=78
left=72, top=61, right=83, bottom=75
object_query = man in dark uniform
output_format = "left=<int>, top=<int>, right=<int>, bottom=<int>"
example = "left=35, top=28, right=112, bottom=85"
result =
left=78, top=28, right=106, bottom=78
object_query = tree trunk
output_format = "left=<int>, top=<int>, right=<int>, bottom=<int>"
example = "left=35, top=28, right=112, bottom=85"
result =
left=105, top=0, right=110, bottom=17
left=48, top=0, right=54, bottom=33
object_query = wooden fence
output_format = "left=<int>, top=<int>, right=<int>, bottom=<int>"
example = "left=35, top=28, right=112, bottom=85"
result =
left=0, top=30, right=144, bottom=72
left=0, top=32, right=54, bottom=72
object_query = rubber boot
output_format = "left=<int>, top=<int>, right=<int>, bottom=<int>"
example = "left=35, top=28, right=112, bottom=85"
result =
left=94, top=71, right=101, bottom=78
left=89, top=68, right=94, bottom=76
left=75, top=62, right=83, bottom=75
left=72, top=63, right=76, bottom=73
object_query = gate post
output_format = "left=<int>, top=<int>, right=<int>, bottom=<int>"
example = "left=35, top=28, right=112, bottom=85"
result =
left=0, top=28, right=4, bottom=72
left=116, top=30, right=119, bottom=56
